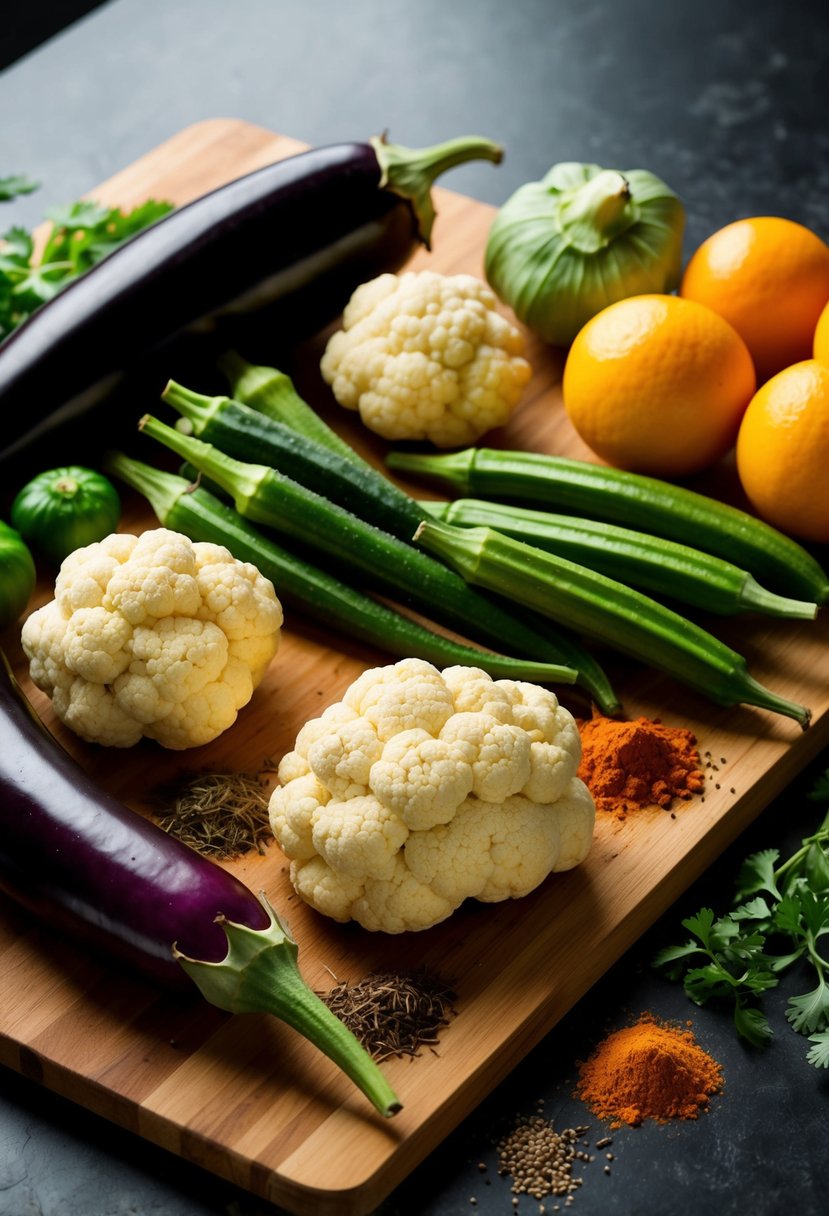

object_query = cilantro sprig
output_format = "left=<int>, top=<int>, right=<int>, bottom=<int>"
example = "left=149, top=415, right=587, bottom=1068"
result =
left=654, top=770, right=829, bottom=1066
left=0, top=179, right=173, bottom=339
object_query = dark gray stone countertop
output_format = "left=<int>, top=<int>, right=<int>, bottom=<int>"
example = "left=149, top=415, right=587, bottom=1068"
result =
left=0, top=3, right=827, bottom=1213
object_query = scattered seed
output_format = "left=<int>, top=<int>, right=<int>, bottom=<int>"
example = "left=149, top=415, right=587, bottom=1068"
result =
left=319, top=969, right=456, bottom=1061
left=155, top=767, right=273, bottom=859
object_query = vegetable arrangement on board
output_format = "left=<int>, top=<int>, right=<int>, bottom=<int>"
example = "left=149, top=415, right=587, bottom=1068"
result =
left=1, top=123, right=828, bottom=1159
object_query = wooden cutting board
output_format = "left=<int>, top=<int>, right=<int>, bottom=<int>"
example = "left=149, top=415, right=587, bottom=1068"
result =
left=1, top=119, right=828, bottom=1216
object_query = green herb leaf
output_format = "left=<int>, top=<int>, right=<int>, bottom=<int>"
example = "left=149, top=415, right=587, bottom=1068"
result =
left=735, top=848, right=781, bottom=900
left=0, top=175, right=39, bottom=202
left=0, top=188, right=174, bottom=337
left=733, top=1003, right=773, bottom=1048
left=730, top=896, right=773, bottom=921
left=785, top=979, right=829, bottom=1034
left=654, top=768, right=829, bottom=1065
left=806, top=1029, right=829, bottom=1067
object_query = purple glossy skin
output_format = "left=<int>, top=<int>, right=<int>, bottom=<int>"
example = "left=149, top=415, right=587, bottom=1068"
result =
left=0, top=654, right=269, bottom=988
left=0, top=141, right=416, bottom=465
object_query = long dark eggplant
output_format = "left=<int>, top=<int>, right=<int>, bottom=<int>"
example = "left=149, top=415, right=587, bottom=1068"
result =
left=0, top=133, right=501, bottom=469
left=0, top=650, right=400, bottom=1115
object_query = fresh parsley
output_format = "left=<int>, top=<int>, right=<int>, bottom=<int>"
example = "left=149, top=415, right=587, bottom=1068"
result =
left=653, top=769, right=829, bottom=1065
left=0, top=179, right=173, bottom=339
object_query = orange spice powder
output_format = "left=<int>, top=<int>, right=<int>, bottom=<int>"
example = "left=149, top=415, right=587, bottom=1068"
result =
left=575, top=1012, right=723, bottom=1128
left=577, top=714, right=705, bottom=819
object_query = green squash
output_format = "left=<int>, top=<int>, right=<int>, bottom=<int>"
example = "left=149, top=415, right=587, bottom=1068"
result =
left=484, top=162, right=686, bottom=347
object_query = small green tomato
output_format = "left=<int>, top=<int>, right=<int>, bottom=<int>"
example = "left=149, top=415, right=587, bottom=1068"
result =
left=11, top=466, right=121, bottom=566
left=0, top=520, right=36, bottom=630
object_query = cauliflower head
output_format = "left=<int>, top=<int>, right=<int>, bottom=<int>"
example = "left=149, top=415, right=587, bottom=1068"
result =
left=21, top=528, right=283, bottom=749
left=319, top=270, right=532, bottom=448
left=269, top=658, right=594, bottom=933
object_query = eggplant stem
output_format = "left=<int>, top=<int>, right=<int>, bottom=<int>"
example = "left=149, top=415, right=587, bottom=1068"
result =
left=371, top=134, right=503, bottom=248
left=175, top=893, right=402, bottom=1118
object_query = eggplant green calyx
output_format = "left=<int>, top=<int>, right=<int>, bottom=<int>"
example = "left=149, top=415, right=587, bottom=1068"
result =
left=556, top=170, right=637, bottom=252
left=174, top=893, right=402, bottom=1118
left=371, top=133, right=503, bottom=249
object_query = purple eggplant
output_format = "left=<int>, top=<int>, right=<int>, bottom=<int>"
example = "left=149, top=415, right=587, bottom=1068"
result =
left=0, top=649, right=400, bottom=1115
left=0, top=134, right=501, bottom=470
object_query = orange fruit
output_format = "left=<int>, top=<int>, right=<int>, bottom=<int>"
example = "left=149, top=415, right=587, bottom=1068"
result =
left=736, top=359, right=829, bottom=543
left=562, top=294, right=756, bottom=477
left=680, top=216, right=829, bottom=383
left=814, top=298, right=829, bottom=366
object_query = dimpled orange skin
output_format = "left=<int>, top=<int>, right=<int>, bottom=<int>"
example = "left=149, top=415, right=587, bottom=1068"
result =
left=680, top=216, right=829, bottom=384
left=562, top=294, right=756, bottom=477
left=814, top=298, right=829, bottom=366
left=736, top=359, right=829, bottom=544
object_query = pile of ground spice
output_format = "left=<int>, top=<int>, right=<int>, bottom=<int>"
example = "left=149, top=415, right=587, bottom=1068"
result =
left=320, top=970, right=456, bottom=1062
left=495, top=1115, right=592, bottom=1202
left=577, top=714, right=705, bottom=819
left=575, top=1012, right=723, bottom=1127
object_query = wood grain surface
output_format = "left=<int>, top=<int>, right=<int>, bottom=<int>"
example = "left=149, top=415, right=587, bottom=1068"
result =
left=1, top=119, right=827, bottom=1216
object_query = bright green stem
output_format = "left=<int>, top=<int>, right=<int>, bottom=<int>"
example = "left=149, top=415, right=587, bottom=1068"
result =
left=174, top=895, right=401, bottom=1117
left=140, top=413, right=269, bottom=506
left=415, top=517, right=812, bottom=729
left=162, top=379, right=225, bottom=432
left=218, top=351, right=360, bottom=465
left=371, top=134, right=503, bottom=248
left=556, top=170, right=636, bottom=251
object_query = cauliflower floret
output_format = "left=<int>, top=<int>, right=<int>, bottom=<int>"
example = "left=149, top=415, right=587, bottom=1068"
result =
left=270, top=660, right=594, bottom=932
left=21, top=527, right=283, bottom=750
left=320, top=271, right=532, bottom=448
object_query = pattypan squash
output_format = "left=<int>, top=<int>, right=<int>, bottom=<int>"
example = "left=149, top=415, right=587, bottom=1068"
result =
left=484, top=162, right=686, bottom=346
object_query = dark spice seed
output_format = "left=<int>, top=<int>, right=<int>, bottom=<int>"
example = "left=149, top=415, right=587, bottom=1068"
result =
left=155, top=768, right=273, bottom=859
left=319, top=969, right=456, bottom=1061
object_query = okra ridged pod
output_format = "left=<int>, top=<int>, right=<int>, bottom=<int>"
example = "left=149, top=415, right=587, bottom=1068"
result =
left=414, top=517, right=812, bottom=729
left=137, top=416, right=628, bottom=707
left=105, top=453, right=582, bottom=688
left=388, top=447, right=829, bottom=606
left=421, top=498, right=817, bottom=620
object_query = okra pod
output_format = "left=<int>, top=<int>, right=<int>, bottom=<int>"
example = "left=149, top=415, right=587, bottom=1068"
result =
left=422, top=498, right=817, bottom=620
left=414, top=517, right=811, bottom=729
left=105, top=453, right=582, bottom=688
left=388, top=447, right=829, bottom=605
left=137, top=416, right=621, bottom=707
left=162, top=379, right=424, bottom=542
left=218, top=352, right=362, bottom=466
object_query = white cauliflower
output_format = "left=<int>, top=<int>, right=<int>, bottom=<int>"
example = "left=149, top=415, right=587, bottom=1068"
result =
left=21, top=528, right=283, bottom=749
left=320, top=271, right=532, bottom=448
left=269, top=659, right=594, bottom=933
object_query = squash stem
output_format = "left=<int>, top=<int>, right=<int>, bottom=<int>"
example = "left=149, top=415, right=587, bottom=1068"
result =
left=557, top=170, right=636, bottom=251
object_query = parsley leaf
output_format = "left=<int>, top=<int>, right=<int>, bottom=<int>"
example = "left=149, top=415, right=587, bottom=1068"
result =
left=0, top=175, right=39, bottom=201
left=806, top=1030, right=829, bottom=1067
left=0, top=178, right=173, bottom=339
left=654, top=766, right=829, bottom=1065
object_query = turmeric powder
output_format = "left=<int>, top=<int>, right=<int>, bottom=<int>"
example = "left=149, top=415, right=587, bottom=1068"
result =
left=577, top=714, right=705, bottom=819
left=575, top=1012, right=723, bottom=1127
